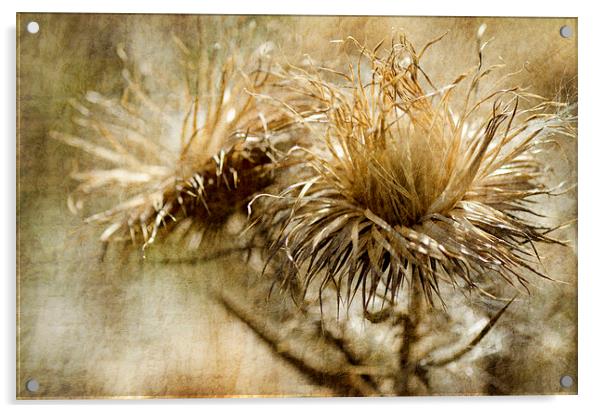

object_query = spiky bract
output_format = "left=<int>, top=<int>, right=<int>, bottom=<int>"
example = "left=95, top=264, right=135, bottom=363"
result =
left=260, top=36, right=570, bottom=308
left=53, top=26, right=313, bottom=250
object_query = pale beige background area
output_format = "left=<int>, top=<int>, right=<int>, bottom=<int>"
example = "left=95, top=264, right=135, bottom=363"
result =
left=17, top=14, right=577, bottom=398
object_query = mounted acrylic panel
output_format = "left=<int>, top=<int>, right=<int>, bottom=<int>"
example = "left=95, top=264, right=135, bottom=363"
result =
left=16, top=13, right=577, bottom=398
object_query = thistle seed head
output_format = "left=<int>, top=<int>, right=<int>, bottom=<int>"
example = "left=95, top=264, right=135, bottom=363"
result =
left=53, top=29, right=313, bottom=251
left=259, top=35, right=573, bottom=309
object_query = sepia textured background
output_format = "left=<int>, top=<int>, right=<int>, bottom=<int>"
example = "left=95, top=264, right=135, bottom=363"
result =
left=17, top=13, right=577, bottom=398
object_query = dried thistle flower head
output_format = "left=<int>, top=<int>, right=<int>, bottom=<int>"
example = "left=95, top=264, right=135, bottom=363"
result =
left=260, top=35, right=572, bottom=309
left=52, top=27, right=311, bottom=252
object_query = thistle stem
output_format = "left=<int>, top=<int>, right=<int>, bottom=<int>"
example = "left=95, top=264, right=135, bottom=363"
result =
left=395, top=267, right=424, bottom=395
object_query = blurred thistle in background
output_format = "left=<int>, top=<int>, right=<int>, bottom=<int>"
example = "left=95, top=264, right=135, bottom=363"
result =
left=17, top=14, right=577, bottom=398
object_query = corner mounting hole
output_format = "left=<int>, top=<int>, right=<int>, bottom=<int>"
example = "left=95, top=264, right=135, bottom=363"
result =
left=25, top=379, right=39, bottom=392
left=560, top=375, right=574, bottom=388
left=27, top=21, right=40, bottom=34
left=560, top=25, right=572, bottom=38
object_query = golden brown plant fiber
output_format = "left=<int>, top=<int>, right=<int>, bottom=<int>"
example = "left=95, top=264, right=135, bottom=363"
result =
left=260, top=35, right=574, bottom=309
left=51, top=28, right=313, bottom=252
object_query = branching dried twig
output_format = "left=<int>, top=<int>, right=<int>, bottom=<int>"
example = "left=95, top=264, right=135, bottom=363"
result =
left=422, top=296, right=516, bottom=368
left=217, top=289, right=380, bottom=396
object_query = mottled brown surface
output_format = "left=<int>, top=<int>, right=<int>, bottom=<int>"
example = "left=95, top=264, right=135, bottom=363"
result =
left=17, top=14, right=577, bottom=398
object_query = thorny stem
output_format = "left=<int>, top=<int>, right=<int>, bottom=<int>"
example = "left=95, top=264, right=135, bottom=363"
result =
left=395, top=267, right=425, bottom=395
left=217, top=266, right=513, bottom=396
